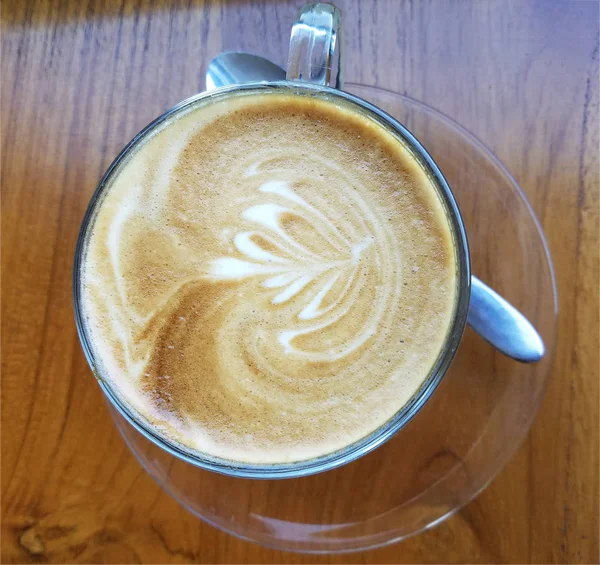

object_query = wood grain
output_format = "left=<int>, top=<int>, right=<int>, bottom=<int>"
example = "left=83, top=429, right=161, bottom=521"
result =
left=1, top=0, right=598, bottom=563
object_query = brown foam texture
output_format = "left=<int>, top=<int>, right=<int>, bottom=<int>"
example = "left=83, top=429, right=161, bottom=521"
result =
left=81, top=92, right=457, bottom=464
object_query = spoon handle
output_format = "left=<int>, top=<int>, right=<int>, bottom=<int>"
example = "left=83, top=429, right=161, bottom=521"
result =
left=468, top=276, right=545, bottom=363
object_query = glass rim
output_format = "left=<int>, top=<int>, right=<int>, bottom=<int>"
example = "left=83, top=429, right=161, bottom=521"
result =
left=72, top=81, right=471, bottom=479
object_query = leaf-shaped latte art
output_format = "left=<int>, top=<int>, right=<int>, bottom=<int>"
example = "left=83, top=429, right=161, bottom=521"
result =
left=203, top=175, right=391, bottom=362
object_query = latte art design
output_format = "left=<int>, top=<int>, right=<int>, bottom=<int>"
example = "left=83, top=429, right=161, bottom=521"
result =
left=205, top=174, right=395, bottom=362
left=81, top=94, right=456, bottom=464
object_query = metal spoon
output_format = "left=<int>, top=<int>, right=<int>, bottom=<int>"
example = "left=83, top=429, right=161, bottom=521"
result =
left=206, top=53, right=288, bottom=92
left=205, top=52, right=545, bottom=363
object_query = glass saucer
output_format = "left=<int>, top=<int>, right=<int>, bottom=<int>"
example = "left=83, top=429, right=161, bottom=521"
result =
left=110, top=84, right=558, bottom=553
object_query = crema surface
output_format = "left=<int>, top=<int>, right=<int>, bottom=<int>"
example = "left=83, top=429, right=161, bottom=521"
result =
left=81, top=92, right=457, bottom=464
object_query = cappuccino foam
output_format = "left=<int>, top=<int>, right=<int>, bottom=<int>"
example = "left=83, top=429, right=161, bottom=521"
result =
left=80, top=92, right=457, bottom=464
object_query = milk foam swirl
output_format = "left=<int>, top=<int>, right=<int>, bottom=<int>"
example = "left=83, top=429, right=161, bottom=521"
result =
left=205, top=167, right=397, bottom=362
left=81, top=94, right=456, bottom=463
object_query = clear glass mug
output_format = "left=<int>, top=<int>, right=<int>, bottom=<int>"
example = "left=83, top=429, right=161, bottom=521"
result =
left=73, top=3, right=547, bottom=482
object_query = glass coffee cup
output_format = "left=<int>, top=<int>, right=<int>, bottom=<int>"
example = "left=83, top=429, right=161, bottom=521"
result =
left=73, top=3, right=543, bottom=480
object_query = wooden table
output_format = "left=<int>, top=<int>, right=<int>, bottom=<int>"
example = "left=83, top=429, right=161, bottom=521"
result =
left=2, top=1, right=598, bottom=563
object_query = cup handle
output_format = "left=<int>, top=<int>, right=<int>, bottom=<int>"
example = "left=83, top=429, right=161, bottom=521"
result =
left=286, top=3, right=343, bottom=89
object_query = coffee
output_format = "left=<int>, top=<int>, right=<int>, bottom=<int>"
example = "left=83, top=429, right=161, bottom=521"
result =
left=80, top=92, right=457, bottom=464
